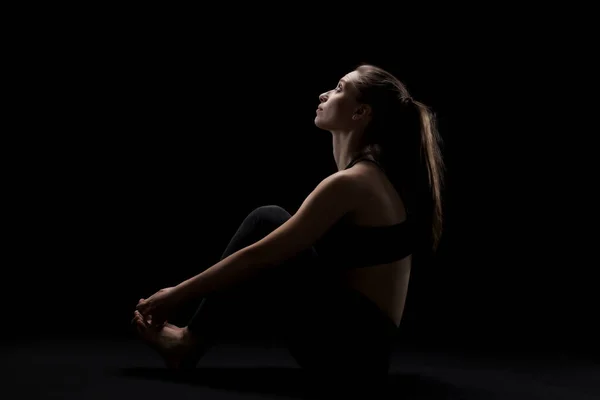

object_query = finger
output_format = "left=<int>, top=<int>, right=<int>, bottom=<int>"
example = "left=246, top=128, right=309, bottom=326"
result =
left=136, top=301, right=150, bottom=314
left=132, top=310, right=143, bottom=322
left=131, top=312, right=145, bottom=327
left=139, top=310, right=154, bottom=325
left=146, top=312, right=157, bottom=327
left=136, top=312, right=148, bottom=328
left=135, top=315, right=148, bottom=335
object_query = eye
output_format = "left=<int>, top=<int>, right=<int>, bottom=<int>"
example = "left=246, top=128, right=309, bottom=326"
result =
left=335, top=83, right=342, bottom=92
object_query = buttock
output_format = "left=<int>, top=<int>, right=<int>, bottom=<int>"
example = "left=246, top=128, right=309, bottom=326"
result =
left=283, top=284, right=398, bottom=374
left=301, top=284, right=397, bottom=338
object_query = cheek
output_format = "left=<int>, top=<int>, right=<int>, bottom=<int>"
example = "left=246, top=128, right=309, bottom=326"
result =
left=328, top=100, right=350, bottom=117
left=332, top=101, right=355, bottom=121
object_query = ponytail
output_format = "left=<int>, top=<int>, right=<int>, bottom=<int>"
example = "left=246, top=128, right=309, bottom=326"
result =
left=353, top=64, right=445, bottom=254
left=414, top=100, right=444, bottom=251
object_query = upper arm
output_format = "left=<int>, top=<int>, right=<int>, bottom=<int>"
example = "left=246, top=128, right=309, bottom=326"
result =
left=246, top=172, right=364, bottom=267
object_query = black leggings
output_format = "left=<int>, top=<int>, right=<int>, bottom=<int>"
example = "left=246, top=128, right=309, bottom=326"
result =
left=186, top=205, right=397, bottom=376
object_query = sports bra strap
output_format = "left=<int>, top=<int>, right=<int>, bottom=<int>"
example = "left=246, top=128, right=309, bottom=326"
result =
left=345, top=156, right=385, bottom=172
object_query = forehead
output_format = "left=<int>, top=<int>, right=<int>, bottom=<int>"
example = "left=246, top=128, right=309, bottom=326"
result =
left=341, top=70, right=360, bottom=83
left=337, top=71, right=360, bottom=97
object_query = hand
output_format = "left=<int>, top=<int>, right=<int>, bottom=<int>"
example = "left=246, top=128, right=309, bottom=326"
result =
left=135, top=287, right=181, bottom=328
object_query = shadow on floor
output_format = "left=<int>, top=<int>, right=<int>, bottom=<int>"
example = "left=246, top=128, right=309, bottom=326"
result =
left=114, top=366, right=473, bottom=399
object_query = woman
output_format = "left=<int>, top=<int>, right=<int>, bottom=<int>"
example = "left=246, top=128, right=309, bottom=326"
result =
left=132, top=64, right=444, bottom=377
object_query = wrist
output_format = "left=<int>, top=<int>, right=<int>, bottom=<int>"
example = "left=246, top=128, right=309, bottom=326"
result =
left=174, top=280, right=194, bottom=303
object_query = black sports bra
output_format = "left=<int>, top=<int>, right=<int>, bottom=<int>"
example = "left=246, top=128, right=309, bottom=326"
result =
left=313, top=156, right=414, bottom=269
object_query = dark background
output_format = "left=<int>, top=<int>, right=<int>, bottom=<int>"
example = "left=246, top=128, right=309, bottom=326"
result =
left=5, top=22, right=596, bottom=360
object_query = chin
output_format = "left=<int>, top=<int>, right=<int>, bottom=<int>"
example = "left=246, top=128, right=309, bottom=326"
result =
left=314, top=117, right=328, bottom=130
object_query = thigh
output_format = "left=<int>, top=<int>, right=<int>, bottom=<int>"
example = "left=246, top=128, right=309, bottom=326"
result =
left=203, top=205, right=312, bottom=307
left=187, top=206, right=325, bottom=342
left=188, top=256, right=322, bottom=338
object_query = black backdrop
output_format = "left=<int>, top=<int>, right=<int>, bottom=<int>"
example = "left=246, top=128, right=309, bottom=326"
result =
left=5, top=26, right=596, bottom=360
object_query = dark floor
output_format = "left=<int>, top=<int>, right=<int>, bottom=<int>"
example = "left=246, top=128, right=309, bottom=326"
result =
left=1, top=338, right=598, bottom=399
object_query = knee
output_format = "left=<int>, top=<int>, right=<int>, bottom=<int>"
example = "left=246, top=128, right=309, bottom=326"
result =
left=237, top=205, right=291, bottom=239
left=248, top=205, right=292, bottom=228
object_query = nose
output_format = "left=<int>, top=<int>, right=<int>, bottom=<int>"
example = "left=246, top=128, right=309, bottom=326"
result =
left=319, top=92, right=329, bottom=103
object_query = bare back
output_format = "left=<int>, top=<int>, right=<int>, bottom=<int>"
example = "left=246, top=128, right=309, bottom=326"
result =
left=340, top=161, right=412, bottom=327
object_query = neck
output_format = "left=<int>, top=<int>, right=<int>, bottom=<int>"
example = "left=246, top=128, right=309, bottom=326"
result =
left=331, top=128, right=367, bottom=171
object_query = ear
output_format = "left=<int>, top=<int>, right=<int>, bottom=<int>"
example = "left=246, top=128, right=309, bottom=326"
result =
left=353, top=104, right=372, bottom=120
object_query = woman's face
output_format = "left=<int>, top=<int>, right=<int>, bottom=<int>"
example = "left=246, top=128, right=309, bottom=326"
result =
left=315, top=71, right=363, bottom=131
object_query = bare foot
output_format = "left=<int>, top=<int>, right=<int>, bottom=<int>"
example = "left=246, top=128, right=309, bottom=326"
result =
left=132, top=310, right=206, bottom=369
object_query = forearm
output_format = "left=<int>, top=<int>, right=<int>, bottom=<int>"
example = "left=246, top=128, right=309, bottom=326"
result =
left=174, top=248, right=267, bottom=302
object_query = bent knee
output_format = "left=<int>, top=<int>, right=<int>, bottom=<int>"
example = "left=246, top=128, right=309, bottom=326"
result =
left=247, top=205, right=292, bottom=228
left=252, top=205, right=292, bottom=221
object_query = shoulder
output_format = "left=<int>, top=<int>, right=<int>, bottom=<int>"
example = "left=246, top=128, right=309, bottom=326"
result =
left=339, top=164, right=380, bottom=194
left=318, top=169, right=357, bottom=190
left=242, top=170, right=368, bottom=266
left=312, top=169, right=369, bottom=206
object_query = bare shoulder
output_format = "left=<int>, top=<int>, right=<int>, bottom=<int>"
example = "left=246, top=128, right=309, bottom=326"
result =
left=315, top=169, right=368, bottom=202
left=338, top=163, right=380, bottom=192
left=327, top=168, right=371, bottom=196
left=243, top=167, right=369, bottom=266
left=342, top=161, right=408, bottom=220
